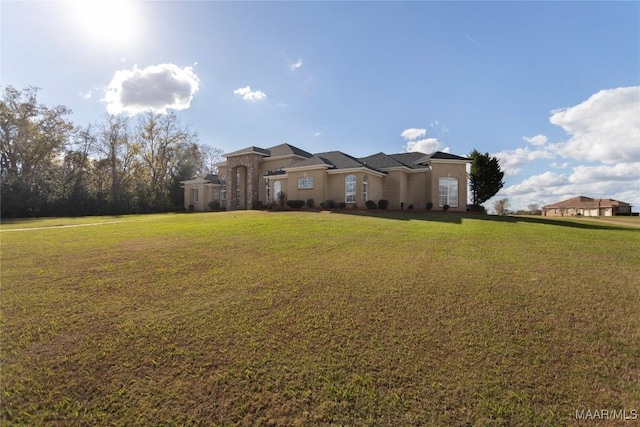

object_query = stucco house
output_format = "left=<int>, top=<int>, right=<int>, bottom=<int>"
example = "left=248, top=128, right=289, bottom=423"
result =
left=542, top=196, right=633, bottom=217
left=181, top=143, right=470, bottom=211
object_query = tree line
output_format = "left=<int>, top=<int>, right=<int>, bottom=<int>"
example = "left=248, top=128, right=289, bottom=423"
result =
left=1, top=86, right=222, bottom=217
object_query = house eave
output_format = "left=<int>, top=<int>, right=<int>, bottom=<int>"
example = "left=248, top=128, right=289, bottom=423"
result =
left=326, top=167, right=386, bottom=177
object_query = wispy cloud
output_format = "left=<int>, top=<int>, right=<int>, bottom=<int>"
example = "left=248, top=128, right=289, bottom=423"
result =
left=314, top=132, right=321, bottom=137
left=233, top=86, right=267, bottom=102
left=465, top=34, right=482, bottom=48
left=291, top=58, right=303, bottom=71
left=522, top=134, right=547, bottom=146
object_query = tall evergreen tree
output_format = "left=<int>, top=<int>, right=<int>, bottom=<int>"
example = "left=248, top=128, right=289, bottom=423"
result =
left=469, top=149, right=505, bottom=206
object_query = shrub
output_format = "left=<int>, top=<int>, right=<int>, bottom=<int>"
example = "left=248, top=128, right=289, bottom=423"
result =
left=338, top=202, right=347, bottom=209
left=188, top=204, right=195, bottom=212
left=408, top=204, right=414, bottom=210
left=378, top=199, right=389, bottom=210
left=443, top=204, right=450, bottom=211
left=306, top=198, right=315, bottom=209
left=466, top=204, right=485, bottom=213
left=287, top=200, right=306, bottom=209
left=365, top=200, right=377, bottom=210
left=322, top=200, right=337, bottom=209
left=209, top=200, right=221, bottom=211
left=252, top=200, right=264, bottom=210
left=426, top=202, right=433, bottom=210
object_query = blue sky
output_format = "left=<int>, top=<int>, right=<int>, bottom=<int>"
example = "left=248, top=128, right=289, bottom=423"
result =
left=2, top=1, right=639, bottom=211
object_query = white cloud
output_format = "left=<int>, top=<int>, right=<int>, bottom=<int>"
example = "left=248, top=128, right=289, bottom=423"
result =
left=551, top=86, right=640, bottom=164
left=233, top=86, right=267, bottom=102
left=406, top=138, right=449, bottom=154
left=493, top=147, right=555, bottom=176
left=523, top=134, right=547, bottom=146
left=490, top=86, right=640, bottom=212
left=401, top=128, right=427, bottom=141
left=103, top=64, right=200, bottom=115
left=291, top=58, right=303, bottom=71
left=314, top=132, right=322, bottom=137
left=569, top=162, right=640, bottom=183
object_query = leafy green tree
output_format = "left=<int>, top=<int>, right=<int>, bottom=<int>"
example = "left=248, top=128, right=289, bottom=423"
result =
left=1, top=86, right=75, bottom=216
left=469, top=149, right=505, bottom=206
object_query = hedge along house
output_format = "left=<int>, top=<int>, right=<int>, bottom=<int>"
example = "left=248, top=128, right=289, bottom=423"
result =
left=181, top=143, right=470, bottom=211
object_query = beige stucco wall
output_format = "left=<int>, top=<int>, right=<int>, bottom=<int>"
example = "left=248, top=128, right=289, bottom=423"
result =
left=429, top=162, right=468, bottom=212
left=382, top=171, right=407, bottom=209
left=407, top=171, right=430, bottom=209
left=324, top=172, right=375, bottom=206
left=284, top=169, right=328, bottom=203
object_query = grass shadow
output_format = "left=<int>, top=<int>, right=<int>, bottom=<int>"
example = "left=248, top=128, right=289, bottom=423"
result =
left=326, top=210, right=638, bottom=231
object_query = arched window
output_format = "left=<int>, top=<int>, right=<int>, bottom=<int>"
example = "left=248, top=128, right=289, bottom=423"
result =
left=362, top=175, right=368, bottom=202
left=345, top=175, right=356, bottom=203
left=298, top=177, right=313, bottom=189
left=438, top=177, right=458, bottom=207
left=273, top=180, right=281, bottom=200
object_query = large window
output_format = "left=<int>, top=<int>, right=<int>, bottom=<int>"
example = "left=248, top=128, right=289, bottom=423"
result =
left=438, top=177, right=458, bottom=207
left=298, top=176, right=313, bottom=189
left=362, top=175, right=368, bottom=202
left=273, top=180, right=282, bottom=200
left=192, top=188, right=199, bottom=203
left=345, top=175, right=356, bottom=203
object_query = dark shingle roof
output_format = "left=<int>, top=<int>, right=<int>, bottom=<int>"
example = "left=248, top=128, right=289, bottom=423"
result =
left=358, top=152, right=406, bottom=169
left=415, top=151, right=471, bottom=163
left=387, top=152, right=430, bottom=169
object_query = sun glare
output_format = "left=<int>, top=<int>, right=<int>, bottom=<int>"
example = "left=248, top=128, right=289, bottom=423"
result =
left=72, top=0, right=137, bottom=45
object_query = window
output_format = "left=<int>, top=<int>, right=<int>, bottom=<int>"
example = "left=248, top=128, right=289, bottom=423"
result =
left=298, top=176, right=313, bottom=189
left=438, top=177, right=458, bottom=207
left=214, top=188, right=219, bottom=200
left=345, top=175, right=356, bottom=203
left=192, top=188, right=199, bottom=203
left=362, top=175, right=368, bottom=202
left=273, top=180, right=281, bottom=200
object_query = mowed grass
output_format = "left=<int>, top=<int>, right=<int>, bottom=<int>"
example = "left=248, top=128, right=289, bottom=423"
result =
left=1, top=211, right=639, bottom=426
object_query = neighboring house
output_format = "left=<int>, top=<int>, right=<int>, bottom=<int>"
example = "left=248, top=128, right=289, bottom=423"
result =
left=181, top=143, right=470, bottom=211
left=542, top=196, right=633, bottom=217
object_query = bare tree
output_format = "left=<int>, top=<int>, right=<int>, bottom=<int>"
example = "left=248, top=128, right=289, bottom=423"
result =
left=136, top=112, right=198, bottom=210
left=493, top=198, right=511, bottom=215
left=200, top=144, right=224, bottom=174
left=527, top=203, right=540, bottom=215
left=92, top=114, right=140, bottom=212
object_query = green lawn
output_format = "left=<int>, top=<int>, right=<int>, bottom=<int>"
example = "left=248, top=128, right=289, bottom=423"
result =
left=1, top=211, right=639, bottom=426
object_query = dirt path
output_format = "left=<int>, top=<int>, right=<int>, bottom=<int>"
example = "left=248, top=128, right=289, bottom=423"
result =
left=0, top=219, right=136, bottom=232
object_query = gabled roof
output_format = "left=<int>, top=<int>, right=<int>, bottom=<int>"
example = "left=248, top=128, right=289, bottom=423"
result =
left=224, top=146, right=270, bottom=157
left=543, top=196, right=632, bottom=209
left=387, top=152, right=430, bottom=169
left=358, top=152, right=407, bottom=169
left=266, top=143, right=313, bottom=159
